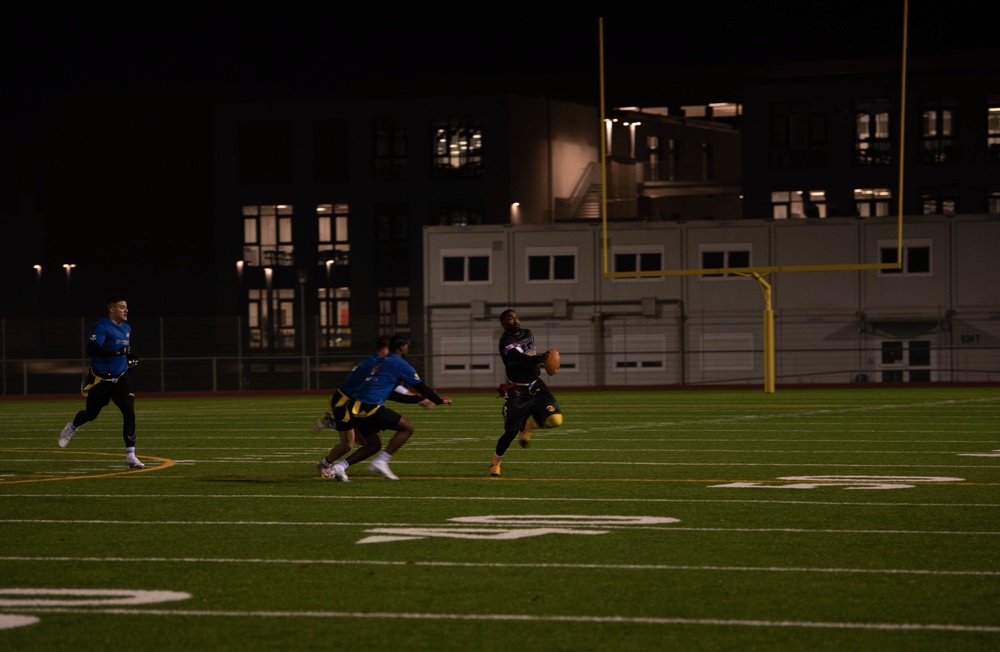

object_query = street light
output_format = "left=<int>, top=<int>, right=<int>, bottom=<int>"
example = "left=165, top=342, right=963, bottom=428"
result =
left=63, top=263, right=76, bottom=288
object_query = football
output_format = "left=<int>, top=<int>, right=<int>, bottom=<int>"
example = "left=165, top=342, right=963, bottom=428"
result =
left=543, top=348, right=561, bottom=375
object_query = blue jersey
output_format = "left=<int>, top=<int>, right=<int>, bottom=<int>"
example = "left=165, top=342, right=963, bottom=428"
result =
left=338, top=354, right=380, bottom=397
left=350, top=354, right=424, bottom=405
left=89, top=317, right=131, bottom=377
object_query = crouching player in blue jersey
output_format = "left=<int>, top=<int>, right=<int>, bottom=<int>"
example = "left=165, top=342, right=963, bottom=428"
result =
left=334, top=334, right=451, bottom=480
left=58, top=296, right=145, bottom=469
left=315, top=336, right=435, bottom=481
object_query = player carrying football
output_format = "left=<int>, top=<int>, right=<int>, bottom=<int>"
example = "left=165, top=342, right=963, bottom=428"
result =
left=490, top=309, right=563, bottom=477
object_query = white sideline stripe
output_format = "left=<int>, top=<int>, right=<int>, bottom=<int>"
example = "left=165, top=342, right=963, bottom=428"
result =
left=3, top=606, right=999, bottom=632
left=10, top=458, right=1000, bottom=469
left=3, top=519, right=1000, bottom=536
left=3, top=556, right=999, bottom=576
left=6, top=493, right=1000, bottom=508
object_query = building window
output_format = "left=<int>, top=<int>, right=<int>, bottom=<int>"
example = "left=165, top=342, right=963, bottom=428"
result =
left=854, top=99, right=891, bottom=165
left=879, top=339, right=932, bottom=382
left=526, top=246, right=577, bottom=283
left=374, top=202, right=409, bottom=284
left=373, top=117, right=408, bottom=181
left=441, top=248, right=491, bottom=284
left=431, top=199, right=485, bottom=226
left=317, top=203, right=349, bottom=265
left=701, top=142, right=713, bottom=180
left=771, top=190, right=826, bottom=219
left=920, top=96, right=957, bottom=164
left=700, top=244, right=751, bottom=279
left=645, top=136, right=676, bottom=182
left=378, top=286, right=410, bottom=335
left=854, top=188, right=892, bottom=217
left=313, top=118, right=349, bottom=183
left=247, top=287, right=296, bottom=350
left=243, top=204, right=294, bottom=267
left=878, top=239, right=931, bottom=276
left=318, top=286, right=350, bottom=349
left=768, top=102, right=828, bottom=169
left=238, top=119, right=293, bottom=186
left=919, top=186, right=958, bottom=216
left=375, top=202, right=408, bottom=249
left=988, top=99, right=1000, bottom=161
left=431, top=117, right=484, bottom=179
left=611, top=245, right=664, bottom=282
left=988, top=186, right=1000, bottom=215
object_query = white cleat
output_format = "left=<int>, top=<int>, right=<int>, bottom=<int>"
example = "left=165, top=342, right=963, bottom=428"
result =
left=58, top=422, right=76, bottom=448
left=368, top=458, right=399, bottom=480
left=125, top=456, right=145, bottom=470
left=313, top=412, right=334, bottom=432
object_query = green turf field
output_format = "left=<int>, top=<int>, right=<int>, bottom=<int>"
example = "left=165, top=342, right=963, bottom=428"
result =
left=2, top=387, right=999, bottom=651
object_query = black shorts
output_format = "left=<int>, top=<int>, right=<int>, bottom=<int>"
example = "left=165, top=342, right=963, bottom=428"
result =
left=330, top=391, right=381, bottom=436
left=503, top=380, right=561, bottom=431
left=351, top=402, right=403, bottom=433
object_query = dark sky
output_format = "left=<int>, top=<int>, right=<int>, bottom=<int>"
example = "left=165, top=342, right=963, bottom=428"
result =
left=2, top=4, right=996, bottom=314
left=6, top=4, right=995, bottom=105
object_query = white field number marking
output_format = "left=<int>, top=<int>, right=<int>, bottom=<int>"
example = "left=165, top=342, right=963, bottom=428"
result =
left=710, top=475, right=964, bottom=490
left=357, top=514, right=679, bottom=544
left=0, top=589, right=191, bottom=630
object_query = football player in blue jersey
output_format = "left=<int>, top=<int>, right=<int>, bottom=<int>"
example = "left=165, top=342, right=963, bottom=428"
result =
left=314, top=336, right=433, bottom=481
left=332, top=334, right=451, bottom=480
left=58, top=296, right=145, bottom=469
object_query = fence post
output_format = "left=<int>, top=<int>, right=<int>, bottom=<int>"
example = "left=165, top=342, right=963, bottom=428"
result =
left=237, top=315, right=243, bottom=392
left=160, top=316, right=166, bottom=392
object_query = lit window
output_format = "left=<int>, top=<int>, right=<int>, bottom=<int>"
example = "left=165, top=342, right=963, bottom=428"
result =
left=242, top=204, right=294, bottom=267
left=854, top=188, right=892, bottom=217
left=770, top=190, right=826, bottom=219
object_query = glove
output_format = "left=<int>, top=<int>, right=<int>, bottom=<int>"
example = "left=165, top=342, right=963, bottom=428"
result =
left=496, top=382, right=514, bottom=398
left=127, top=355, right=139, bottom=369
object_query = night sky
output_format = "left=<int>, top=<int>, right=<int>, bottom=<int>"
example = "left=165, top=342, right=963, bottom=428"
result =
left=1, top=4, right=994, bottom=315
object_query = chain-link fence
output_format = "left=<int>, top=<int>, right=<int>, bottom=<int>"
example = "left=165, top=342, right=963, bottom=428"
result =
left=2, top=316, right=998, bottom=396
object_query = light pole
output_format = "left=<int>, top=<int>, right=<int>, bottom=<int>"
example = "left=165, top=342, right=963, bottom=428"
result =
left=63, top=264, right=77, bottom=313
left=263, top=266, right=273, bottom=354
left=297, top=267, right=308, bottom=390
left=34, top=265, right=42, bottom=316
